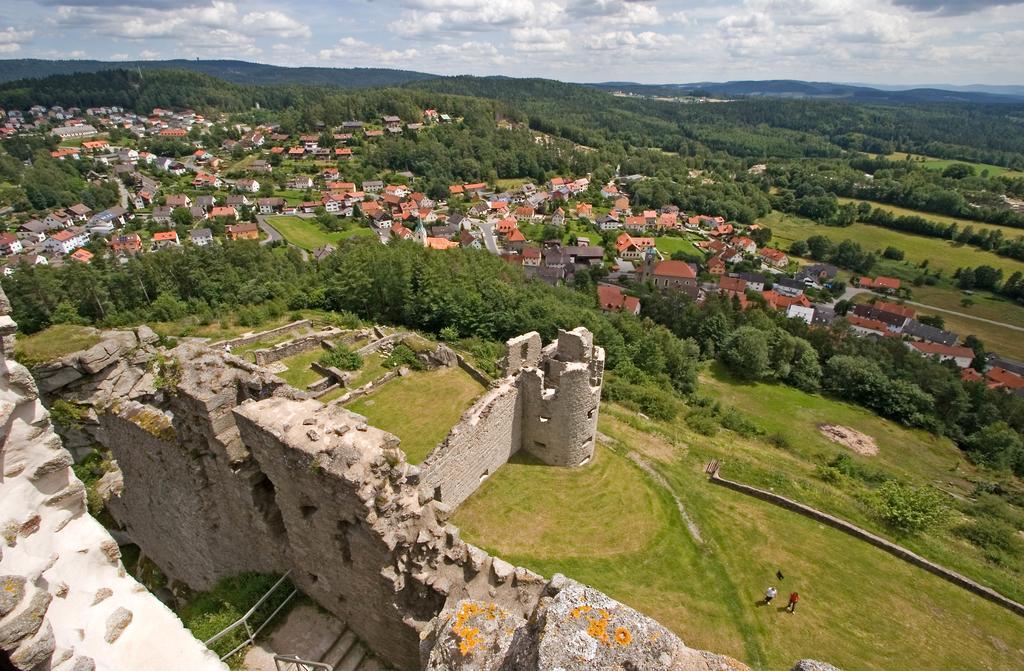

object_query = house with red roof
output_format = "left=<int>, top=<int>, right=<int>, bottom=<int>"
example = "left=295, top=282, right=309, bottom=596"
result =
left=597, top=284, right=641, bottom=315
left=759, top=247, right=789, bottom=269
left=69, top=248, right=94, bottom=263
left=226, top=223, right=259, bottom=241
left=151, top=230, right=180, bottom=249
left=616, top=233, right=655, bottom=261
left=646, top=260, right=698, bottom=297
left=210, top=206, right=238, bottom=220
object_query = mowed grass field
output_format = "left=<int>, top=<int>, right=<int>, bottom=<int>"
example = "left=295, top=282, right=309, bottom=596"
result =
left=346, top=366, right=485, bottom=463
left=887, top=152, right=1024, bottom=179
left=266, top=216, right=374, bottom=251
left=836, top=197, right=1024, bottom=239
left=452, top=370, right=1024, bottom=671
left=654, top=235, right=707, bottom=259
left=760, top=210, right=1024, bottom=277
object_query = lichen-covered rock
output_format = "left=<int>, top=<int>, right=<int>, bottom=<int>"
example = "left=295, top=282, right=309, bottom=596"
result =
left=422, top=600, right=525, bottom=670
left=104, top=606, right=133, bottom=643
left=0, top=589, right=52, bottom=649
left=10, top=619, right=55, bottom=669
left=79, top=332, right=139, bottom=375
left=0, top=575, right=26, bottom=616
left=792, top=661, right=845, bottom=671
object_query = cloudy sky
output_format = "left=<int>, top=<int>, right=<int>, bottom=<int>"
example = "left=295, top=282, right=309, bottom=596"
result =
left=1, top=0, right=1022, bottom=85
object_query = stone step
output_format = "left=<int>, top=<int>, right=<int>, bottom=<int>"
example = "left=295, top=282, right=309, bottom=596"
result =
left=320, top=629, right=357, bottom=668
left=334, top=643, right=366, bottom=671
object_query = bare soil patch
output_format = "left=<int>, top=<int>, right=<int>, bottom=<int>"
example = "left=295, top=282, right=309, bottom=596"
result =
left=819, top=424, right=878, bottom=456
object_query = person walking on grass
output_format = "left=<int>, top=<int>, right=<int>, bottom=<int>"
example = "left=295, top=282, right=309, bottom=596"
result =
left=764, top=586, right=777, bottom=605
left=787, top=592, right=800, bottom=613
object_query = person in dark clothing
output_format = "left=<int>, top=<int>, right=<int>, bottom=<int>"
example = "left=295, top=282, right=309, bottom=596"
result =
left=776, top=570, right=784, bottom=581
left=787, top=592, right=800, bottom=613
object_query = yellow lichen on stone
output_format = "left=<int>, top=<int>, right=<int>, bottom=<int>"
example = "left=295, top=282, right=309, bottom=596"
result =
left=615, top=627, right=632, bottom=646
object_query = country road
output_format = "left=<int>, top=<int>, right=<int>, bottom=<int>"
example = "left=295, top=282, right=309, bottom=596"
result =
left=255, top=214, right=307, bottom=261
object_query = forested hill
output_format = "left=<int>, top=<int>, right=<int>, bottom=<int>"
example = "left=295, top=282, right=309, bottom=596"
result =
left=0, top=58, right=436, bottom=88
left=589, top=80, right=1024, bottom=104
left=4, top=68, right=1024, bottom=168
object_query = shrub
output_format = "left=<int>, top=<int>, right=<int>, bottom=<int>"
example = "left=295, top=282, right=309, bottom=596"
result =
left=719, top=408, right=762, bottom=438
left=319, top=345, right=362, bottom=371
left=767, top=431, right=793, bottom=450
left=50, top=399, right=88, bottom=431
left=384, top=343, right=424, bottom=370
left=867, top=481, right=949, bottom=535
left=685, top=409, right=719, bottom=436
left=955, top=517, right=1022, bottom=558
left=439, top=325, right=460, bottom=341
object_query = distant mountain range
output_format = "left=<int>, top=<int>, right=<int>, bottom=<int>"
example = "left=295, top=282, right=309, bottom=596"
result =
left=1, top=59, right=1021, bottom=105
left=0, top=59, right=436, bottom=88
left=590, top=79, right=1024, bottom=104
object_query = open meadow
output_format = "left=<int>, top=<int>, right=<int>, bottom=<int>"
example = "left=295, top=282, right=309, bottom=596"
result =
left=886, top=152, right=1024, bottom=179
left=265, top=215, right=374, bottom=251
left=452, top=366, right=1024, bottom=671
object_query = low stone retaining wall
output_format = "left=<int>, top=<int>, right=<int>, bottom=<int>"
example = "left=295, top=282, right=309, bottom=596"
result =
left=356, top=332, right=413, bottom=357
left=324, top=370, right=401, bottom=405
left=215, top=319, right=311, bottom=351
left=708, top=466, right=1024, bottom=618
left=455, top=353, right=492, bottom=387
left=252, top=333, right=336, bottom=366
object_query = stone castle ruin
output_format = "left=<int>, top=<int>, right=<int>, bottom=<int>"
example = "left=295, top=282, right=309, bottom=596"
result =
left=1, top=291, right=836, bottom=670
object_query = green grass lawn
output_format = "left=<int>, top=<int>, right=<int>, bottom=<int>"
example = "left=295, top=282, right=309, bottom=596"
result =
left=654, top=236, right=707, bottom=259
left=836, top=197, right=1024, bottom=239
left=348, top=352, right=388, bottom=387
left=275, top=348, right=328, bottom=389
left=887, top=152, right=1024, bottom=179
left=451, top=392, right=1024, bottom=671
left=266, top=216, right=373, bottom=251
left=14, top=324, right=102, bottom=366
left=759, top=210, right=1024, bottom=277
left=346, top=366, right=485, bottom=463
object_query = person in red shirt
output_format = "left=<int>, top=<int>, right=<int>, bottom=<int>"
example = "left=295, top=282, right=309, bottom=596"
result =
left=787, top=592, right=800, bottom=613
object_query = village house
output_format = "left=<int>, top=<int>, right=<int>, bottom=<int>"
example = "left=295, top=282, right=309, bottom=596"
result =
left=257, top=198, right=285, bottom=214
left=166, top=194, right=192, bottom=209
left=226, top=222, right=259, bottom=241
left=759, top=247, right=789, bottom=269
left=0, top=233, right=23, bottom=256
left=68, top=203, right=92, bottom=221
left=616, top=232, right=655, bottom=261
left=151, top=206, right=173, bottom=224
left=151, top=230, right=180, bottom=249
left=16, top=220, right=48, bottom=243
left=44, top=228, right=89, bottom=255
left=69, top=248, right=94, bottom=263
left=190, top=228, right=214, bottom=247
left=908, top=342, right=974, bottom=369
left=859, top=276, right=902, bottom=294
left=597, top=284, right=641, bottom=315
left=109, top=233, right=142, bottom=257
left=44, top=210, right=72, bottom=229
left=236, top=178, right=261, bottom=193
left=211, top=206, right=239, bottom=220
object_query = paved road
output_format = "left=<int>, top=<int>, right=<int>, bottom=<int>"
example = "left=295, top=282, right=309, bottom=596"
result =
left=255, top=215, right=283, bottom=245
left=476, top=221, right=499, bottom=255
left=115, top=178, right=129, bottom=210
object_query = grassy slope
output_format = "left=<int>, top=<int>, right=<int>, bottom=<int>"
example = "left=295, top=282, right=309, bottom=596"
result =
left=760, top=210, right=1024, bottom=277
left=452, top=373, right=1024, bottom=670
left=266, top=215, right=373, bottom=251
left=346, top=366, right=485, bottom=463
left=14, top=324, right=102, bottom=366
left=655, top=236, right=707, bottom=258
left=835, top=197, right=1024, bottom=239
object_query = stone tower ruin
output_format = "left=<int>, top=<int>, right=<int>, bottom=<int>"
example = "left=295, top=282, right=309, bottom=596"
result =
left=512, top=327, right=604, bottom=467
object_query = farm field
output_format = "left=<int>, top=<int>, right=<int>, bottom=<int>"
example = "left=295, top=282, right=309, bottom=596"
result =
left=346, top=365, right=485, bottom=463
left=453, top=393, right=1024, bottom=671
left=760, top=210, right=1024, bottom=277
left=887, top=152, right=1024, bottom=179
left=265, top=215, right=374, bottom=251
left=836, top=197, right=1024, bottom=239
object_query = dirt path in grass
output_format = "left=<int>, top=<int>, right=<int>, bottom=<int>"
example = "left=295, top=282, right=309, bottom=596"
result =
left=627, top=451, right=704, bottom=545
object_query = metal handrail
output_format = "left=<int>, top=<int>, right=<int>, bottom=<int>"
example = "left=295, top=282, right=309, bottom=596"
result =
left=274, top=654, right=333, bottom=671
left=204, top=570, right=298, bottom=661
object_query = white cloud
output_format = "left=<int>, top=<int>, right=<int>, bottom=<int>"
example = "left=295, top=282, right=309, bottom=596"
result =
left=0, top=26, right=34, bottom=53
left=509, top=27, right=570, bottom=53
left=241, top=10, right=310, bottom=39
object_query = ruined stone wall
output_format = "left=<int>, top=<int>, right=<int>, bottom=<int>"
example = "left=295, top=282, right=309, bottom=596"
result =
left=215, top=319, right=312, bottom=350
left=232, top=397, right=548, bottom=671
left=0, top=288, right=227, bottom=671
left=252, top=331, right=339, bottom=366
left=418, top=381, right=522, bottom=508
